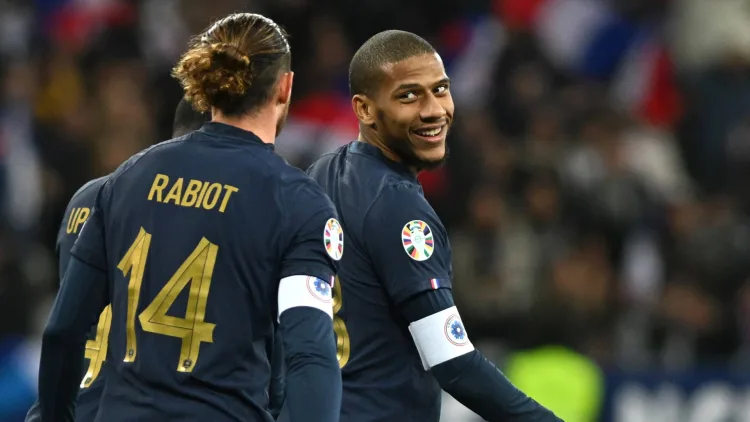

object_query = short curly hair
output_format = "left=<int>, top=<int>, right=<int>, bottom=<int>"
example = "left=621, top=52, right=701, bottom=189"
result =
left=172, top=13, right=291, bottom=117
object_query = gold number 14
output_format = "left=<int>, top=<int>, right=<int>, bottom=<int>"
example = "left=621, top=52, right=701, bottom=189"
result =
left=117, top=227, right=217, bottom=372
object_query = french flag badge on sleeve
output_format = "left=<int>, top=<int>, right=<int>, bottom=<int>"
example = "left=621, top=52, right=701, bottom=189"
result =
left=430, top=278, right=441, bottom=289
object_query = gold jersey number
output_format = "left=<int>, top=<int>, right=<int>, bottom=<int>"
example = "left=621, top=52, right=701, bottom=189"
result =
left=119, top=227, right=217, bottom=372
left=80, top=305, right=112, bottom=388
left=332, top=275, right=350, bottom=368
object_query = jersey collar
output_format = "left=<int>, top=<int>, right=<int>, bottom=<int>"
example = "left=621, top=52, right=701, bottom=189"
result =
left=199, top=122, right=273, bottom=149
left=349, top=141, right=418, bottom=182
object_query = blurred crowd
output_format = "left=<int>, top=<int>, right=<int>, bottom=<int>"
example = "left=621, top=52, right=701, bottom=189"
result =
left=4, top=1, right=750, bottom=413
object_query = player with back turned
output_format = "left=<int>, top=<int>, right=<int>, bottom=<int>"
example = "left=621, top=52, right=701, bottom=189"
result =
left=307, top=30, right=562, bottom=422
left=24, top=98, right=209, bottom=422
left=37, top=13, right=342, bottom=422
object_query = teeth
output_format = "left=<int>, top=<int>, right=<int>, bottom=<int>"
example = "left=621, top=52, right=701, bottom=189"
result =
left=416, top=127, right=442, bottom=137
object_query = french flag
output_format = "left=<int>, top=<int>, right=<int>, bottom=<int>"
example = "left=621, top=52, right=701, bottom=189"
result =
left=534, top=0, right=642, bottom=79
left=610, top=38, right=682, bottom=127
left=430, top=278, right=441, bottom=290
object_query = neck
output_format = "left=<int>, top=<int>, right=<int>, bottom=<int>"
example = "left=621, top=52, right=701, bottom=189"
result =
left=212, top=108, right=276, bottom=144
left=357, top=129, right=419, bottom=175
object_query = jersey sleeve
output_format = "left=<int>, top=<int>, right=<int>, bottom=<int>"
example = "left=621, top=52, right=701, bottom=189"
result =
left=56, top=176, right=108, bottom=283
left=70, top=181, right=110, bottom=271
left=279, top=178, right=341, bottom=283
left=364, top=183, right=452, bottom=305
left=56, top=201, right=76, bottom=284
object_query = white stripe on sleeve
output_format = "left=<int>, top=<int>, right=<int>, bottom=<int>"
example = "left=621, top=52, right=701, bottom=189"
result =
left=278, top=275, right=333, bottom=320
left=408, top=306, right=474, bottom=370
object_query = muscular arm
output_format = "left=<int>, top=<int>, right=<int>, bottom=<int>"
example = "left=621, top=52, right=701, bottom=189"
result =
left=399, top=289, right=562, bottom=421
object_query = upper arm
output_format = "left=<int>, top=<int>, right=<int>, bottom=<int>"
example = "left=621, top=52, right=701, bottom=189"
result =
left=401, top=288, right=475, bottom=371
left=364, top=183, right=453, bottom=304
left=279, top=178, right=341, bottom=282
left=277, top=178, right=342, bottom=319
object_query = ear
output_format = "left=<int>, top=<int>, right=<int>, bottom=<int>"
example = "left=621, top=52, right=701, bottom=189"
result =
left=277, top=71, right=294, bottom=105
left=352, top=94, right=376, bottom=126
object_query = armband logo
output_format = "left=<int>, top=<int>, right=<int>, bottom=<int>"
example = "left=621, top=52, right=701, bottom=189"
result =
left=323, top=218, right=344, bottom=261
left=402, top=220, right=434, bottom=261
left=306, top=277, right=332, bottom=303
left=444, top=314, right=469, bottom=346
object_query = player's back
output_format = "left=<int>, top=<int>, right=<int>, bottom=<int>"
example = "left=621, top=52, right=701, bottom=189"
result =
left=97, top=123, right=305, bottom=422
left=307, top=141, right=443, bottom=422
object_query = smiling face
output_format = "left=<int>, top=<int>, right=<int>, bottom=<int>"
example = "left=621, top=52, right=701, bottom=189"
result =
left=353, top=53, right=454, bottom=171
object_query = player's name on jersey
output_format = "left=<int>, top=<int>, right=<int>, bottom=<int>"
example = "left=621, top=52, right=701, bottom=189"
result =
left=67, top=207, right=91, bottom=234
left=148, top=174, right=239, bottom=213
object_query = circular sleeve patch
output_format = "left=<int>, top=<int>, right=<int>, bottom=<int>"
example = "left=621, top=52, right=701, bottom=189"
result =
left=323, top=218, right=344, bottom=260
left=444, top=314, right=469, bottom=346
left=306, top=276, right=332, bottom=303
left=401, top=220, right=434, bottom=261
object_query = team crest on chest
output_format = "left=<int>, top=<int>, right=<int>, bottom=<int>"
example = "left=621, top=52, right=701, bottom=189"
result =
left=401, top=220, right=434, bottom=261
left=323, top=218, right=344, bottom=261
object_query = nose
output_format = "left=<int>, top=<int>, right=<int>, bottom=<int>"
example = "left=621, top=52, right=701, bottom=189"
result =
left=420, top=93, right=446, bottom=122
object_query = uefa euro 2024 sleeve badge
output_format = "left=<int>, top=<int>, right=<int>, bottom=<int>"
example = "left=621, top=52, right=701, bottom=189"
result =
left=402, top=220, right=434, bottom=261
left=323, top=218, right=344, bottom=261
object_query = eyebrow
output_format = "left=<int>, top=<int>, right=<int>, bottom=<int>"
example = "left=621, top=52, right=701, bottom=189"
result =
left=394, top=77, right=451, bottom=92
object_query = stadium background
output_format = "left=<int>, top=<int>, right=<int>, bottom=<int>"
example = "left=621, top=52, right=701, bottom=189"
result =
left=1, top=0, right=750, bottom=420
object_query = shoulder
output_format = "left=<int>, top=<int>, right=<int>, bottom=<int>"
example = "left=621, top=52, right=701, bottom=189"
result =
left=279, top=166, right=335, bottom=212
left=57, top=175, right=110, bottom=248
left=68, top=175, right=110, bottom=206
left=109, top=138, right=183, bottom=182
left=306, top=143, right=349, bottom=175
left=369, top=180, right=437, bottom=222
left=363, top=179, right=445, bottom=241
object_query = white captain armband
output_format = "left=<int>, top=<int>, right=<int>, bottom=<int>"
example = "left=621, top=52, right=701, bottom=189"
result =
left=408, top=306, right=475, bottom=370
left=277, top=275, right=334, bottom=320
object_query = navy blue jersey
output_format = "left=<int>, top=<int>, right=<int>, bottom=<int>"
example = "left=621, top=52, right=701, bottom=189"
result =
left=307, top=141, right=453, bottom=422
left=59, top=177, right=110, bottom=422
left=57, top=177, right=109, bottom=284
left=70, top=123, right=339, bottom=422
left=26, top=176, right=109, bottom=422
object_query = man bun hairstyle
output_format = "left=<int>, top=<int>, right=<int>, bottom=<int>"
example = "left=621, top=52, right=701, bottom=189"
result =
left=172, top=13, right=291, bottom=117
left=349, top=30, right=436, bottom=98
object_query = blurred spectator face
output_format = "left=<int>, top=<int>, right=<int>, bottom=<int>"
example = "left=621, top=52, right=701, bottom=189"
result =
left=582, top=114, right=627, bottom=172
left=95, top=60, right=149, bottom=128
left=311, top=14, right=349, bottom=76
left=661, top=283, right=718, bottom=333
left=526, top=104, right=564, bottom=167
left=528, top=105, right=561, bottom=143
left=368, top=53, right=454, bottom=170
left=459, top=111, right=496, bottom=141
left=469, top=186, right=505, bottom=229
left=3, top=60, right=35, bottom=103
left=553, top=241, right=611, bottom=313
left=510, top=63, right=547, bottom=106
left=668, top=200, right=703, bottom=239
left=97, top=130, right=143, bottom=173
left=481, top=139, right=516, bottom=183
left=525, top=175, right=559, bottom=223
